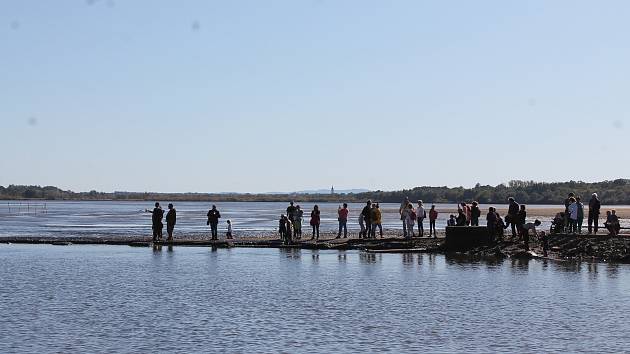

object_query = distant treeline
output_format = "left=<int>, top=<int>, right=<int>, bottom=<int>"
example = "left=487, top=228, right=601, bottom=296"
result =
left=2, top=179, right=630, bottom=204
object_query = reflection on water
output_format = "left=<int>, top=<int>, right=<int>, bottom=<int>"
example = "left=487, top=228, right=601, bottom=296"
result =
left=2, top=245, right=630, bottom=353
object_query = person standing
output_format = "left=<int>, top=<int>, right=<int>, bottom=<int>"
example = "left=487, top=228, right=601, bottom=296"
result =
left=416, top=200, right=426, bottom=237
left=286, top=201, right=297, bottom=224
left=564, top=192, right=575, bottom=231
left=310, top=205, right=321, bottom=241
left=294, top=205, right=304, bottom=240
left=486, top=207, right=498, bottom=242
left=337, top=203, right=349, bottom=239
left=516, top=205, right=526, bottom=240
left=504, top=197, right=520, bottom=237
left=406, top=203, right=416, bottom=238
left=429, top=205, right=438, bottom=238
left=207, top=205, right=221, bottom=240
left=358, top=212, right=366, bottom=239
left=470, top=201, right=481, bottom=226
left=399, top=197, right=411, bottom=237
left=147, top=202, right=164, bottom=242
left=165, top=203, right=176, bottom=242
left=576, top=197, right=585, bottom=234
left=567, top=197, right=578, bottom=234
left=371, top=203, right=383, bottom=238
left=588, top=193, right=601, bottom=234
left=362, top=200, right=373, bottom=238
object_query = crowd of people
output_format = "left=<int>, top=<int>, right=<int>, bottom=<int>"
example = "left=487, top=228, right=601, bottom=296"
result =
left=146, top=193, right=623, bottom=243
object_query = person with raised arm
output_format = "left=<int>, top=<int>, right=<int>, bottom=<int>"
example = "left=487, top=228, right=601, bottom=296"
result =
left=146, top=202, right=164, bottom=242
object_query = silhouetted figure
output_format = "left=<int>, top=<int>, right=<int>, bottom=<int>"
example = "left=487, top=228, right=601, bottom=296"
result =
left=470, top=201, right=481, bottom=226
left=147, top=202, right=164, bottom=242
left=294, top=206, right=304, bottom=239
left=165, top=203, right=176, bottom=242
left=605, top=210, right=620, bottom=236
left=486, top=207, right=498, bottom=241
left=588, top=193, right=601, bottom=234
left=429, top=205, right=438, bottom=237
left=310, top=205, right=321, bottom=241
left=504, top=197, right=520, bottom=237
left=207, top=205, right=221, bottom=240
left=588, top=193, right=602, bottom=234
left=361, top=200, right=373, bottom=238
left=516, top=205, right=526, bottom=239
left=455, top=210, right=466, bottom=226
left=279, top=214, right=288, bottom=243
left=286, top=201, right=297, bottom=223
left=576, top=197, right=585, bottom=234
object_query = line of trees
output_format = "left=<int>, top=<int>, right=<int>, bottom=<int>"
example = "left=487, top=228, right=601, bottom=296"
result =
left=1, top=179, right=629, bottom=204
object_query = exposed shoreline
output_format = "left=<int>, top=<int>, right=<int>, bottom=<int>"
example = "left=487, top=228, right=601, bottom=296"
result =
left=3, top=230, right=630, bottom=264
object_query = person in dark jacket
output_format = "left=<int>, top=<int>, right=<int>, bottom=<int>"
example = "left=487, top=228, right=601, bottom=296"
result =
left=207, top=205, right=221, bottom=240
left=165, top=203, right=176, bottom=242
left=361, top=200, right=373, bottom=238
left=504, top=197, right=520, bottom=237
left=147, top=202, right=164, bottom=242
left=470, top=201, right=481, bottom=226
left=516, top=205, right=526, bottom=239
left=486, top=207, right=498, bottom=241
left=456, top=210, right=467, bottom=226
left=588, top=193, right=601, bottom=234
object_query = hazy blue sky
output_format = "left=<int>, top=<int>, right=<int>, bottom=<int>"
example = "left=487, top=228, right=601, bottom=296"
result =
left=1, top=0, right=629, bottom=193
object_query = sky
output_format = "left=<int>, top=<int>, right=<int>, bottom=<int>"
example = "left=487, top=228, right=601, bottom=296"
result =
left=1, top=0, right=629, bottom=193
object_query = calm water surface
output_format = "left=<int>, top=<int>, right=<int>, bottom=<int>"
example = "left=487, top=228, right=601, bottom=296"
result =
left=1, top=244, right=630, bottom=353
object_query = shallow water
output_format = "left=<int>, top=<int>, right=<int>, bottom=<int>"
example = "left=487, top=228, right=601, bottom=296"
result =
left=1, top=244, right=630, bottom=353
left=0, top=201, right=611, bottom=238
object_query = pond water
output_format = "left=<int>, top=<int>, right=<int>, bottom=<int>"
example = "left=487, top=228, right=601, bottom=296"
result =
left=1, top=244, right=629, bottom=353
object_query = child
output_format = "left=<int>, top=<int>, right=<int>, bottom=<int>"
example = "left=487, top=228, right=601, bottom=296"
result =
left=226, top=220, right=233, bottom=239
left=521, top=219, right=541, bottom=251
left=447, top=214, right=457, bottom=227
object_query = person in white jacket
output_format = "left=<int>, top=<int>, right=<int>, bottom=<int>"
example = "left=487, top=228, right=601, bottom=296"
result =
left=416, top=200, right=426, bottom=237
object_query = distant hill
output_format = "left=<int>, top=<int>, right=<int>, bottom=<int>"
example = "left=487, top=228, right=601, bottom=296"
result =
left=1, top=180, right=629, bottom=204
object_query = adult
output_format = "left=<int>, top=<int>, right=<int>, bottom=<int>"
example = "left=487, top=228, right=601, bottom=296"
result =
left=148, top=202, right=164, bottom=242
left=358, top=212, right=366, bottom=239
left=504, top=197, right=520, bottom=237
left=399, top=197, right=411, bottom=237
left=605, top=210, right=620, bottom=236
left=486, top=207, right=498, bottom=241
left=576, top=197, right=584, bottom=234
left=371, top=203, right=383, bottom=238
left=588, top=193, right=601, bottom=234
left=456, top=209, right=467, bottom=226
left=567, top=197, right=578, bottom=234
left=470, top=201, right=481, bottom=226
left=286, top=201, right=297, bottom=223
left=310, top=205, right=321, bottom=241
left=405, top=203, right=416, bottom=238
left=337, top=203, right=349, bottom=239
left=361, top=200, right=373, bottom=238
left=207, top=205, right=221, bottom=240
left=416, top=200, right=426, bottom=237
left=429, top=205, right=438, bottom=238
left=294, top=205, right=303, bottom=239
left=521, top=220, right=541, bottom=251
left=165, top=203, right=176, bottom=242
left=459, top=202, right=471, bottom=226
left=564, top=192, right=575, bottom=231
left=516, top=205, right=526, bottom=240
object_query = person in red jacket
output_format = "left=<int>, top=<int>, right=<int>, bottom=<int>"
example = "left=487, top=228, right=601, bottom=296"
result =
left=337, top=203, right=349, bottom=239
left=310, top=205, right=321, bottom=241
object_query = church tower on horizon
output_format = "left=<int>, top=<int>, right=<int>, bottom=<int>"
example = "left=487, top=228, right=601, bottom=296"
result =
left=331, top=186, right=334, bottom=195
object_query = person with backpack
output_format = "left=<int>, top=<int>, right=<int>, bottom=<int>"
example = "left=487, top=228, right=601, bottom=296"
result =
left=416, top=200, right=426, bottom=236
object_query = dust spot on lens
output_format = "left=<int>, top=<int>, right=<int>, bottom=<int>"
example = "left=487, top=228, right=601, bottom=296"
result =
left=613, top=120, right=624, bottom=129
left=28, top=117, right=38, bottom=126
left=10, top=21, right=20, bottom=30
left=527, top=98, right=536, bottom=107
left=191, top=21, right=201, bottom=32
